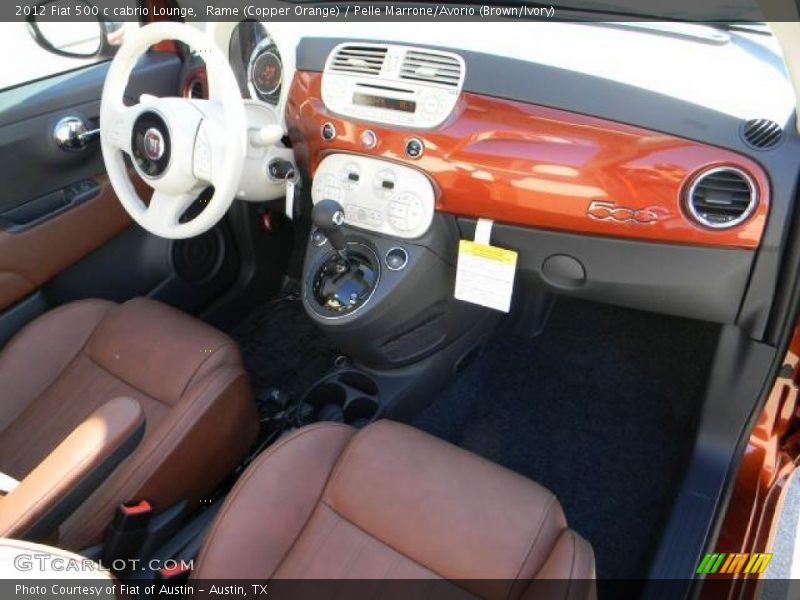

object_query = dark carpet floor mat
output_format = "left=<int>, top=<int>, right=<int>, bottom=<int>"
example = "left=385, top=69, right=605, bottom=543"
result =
left=228, top=285, right=340, bottom=403
left=412, top=297, right=720, bottom=581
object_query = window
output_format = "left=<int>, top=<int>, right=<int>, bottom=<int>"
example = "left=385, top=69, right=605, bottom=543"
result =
left=0, top=21, right=138, bottom=92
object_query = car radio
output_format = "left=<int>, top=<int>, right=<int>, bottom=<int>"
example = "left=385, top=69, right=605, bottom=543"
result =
left=321, top=43, right=465, bottom=129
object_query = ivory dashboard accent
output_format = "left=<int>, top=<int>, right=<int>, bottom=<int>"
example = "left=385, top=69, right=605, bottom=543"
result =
left=287, top=70, right=769, bottom=249
left=311, top=153, right=436, bottom=239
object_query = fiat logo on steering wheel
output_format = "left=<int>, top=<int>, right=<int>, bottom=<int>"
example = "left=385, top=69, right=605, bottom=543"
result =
left=143, top=128, right=165, bottom=161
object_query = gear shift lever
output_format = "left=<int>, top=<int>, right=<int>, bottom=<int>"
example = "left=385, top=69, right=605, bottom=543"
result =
left=312, top=199, right=348, bottom=258
left=309, top=199, right=379, bottom=314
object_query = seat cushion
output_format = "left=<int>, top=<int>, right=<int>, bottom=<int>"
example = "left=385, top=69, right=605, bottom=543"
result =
left=194, top=421, right=595, bottom=599
left=0, top=298, right=258, bottom=548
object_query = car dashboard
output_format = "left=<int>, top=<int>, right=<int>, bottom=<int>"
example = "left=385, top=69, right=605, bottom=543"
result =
left=194, top=21, right=799, bottom=339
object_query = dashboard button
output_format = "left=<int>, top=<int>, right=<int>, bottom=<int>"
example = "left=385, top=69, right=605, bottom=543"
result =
left=361, top=129, right=378, bottom=150
left=389, top=202, right=408, bottom=218
left=406, top=197, right=424, bottom=229
left=374, top=169, right=397, bottom=199
left=340, top=163, right=361, bottom=189
left=405, top=138, right=424, bottom=159
left=386, top=247, right=409, bottom=271
left=422, top=96, right=439, bottom=116
left=321, top=122, right=336, bottom=141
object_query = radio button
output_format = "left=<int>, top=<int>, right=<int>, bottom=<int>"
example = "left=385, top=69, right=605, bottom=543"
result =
left=389, top=202, right=407, bottom=218
left=339, top=163, right=361, bottom=189
left=422, top=96, right=440, bottom=116
left=374, top=169, right=397, bottom=199
left=405, top=196, right=425, bottom=229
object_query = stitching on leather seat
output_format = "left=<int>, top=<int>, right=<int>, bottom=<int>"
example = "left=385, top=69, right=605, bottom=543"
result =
left=0, top=300, right=115, bottom=436
left=178, top=342, right=238, bottom=398
left=509, top=494, right=558, bottom=596
left=315, top=499, right=465, bottom=586
left=563, top=532, right=578, bottom=600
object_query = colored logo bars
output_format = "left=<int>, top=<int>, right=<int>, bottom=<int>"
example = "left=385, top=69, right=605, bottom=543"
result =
left=697, top=553, right=773, bottom=575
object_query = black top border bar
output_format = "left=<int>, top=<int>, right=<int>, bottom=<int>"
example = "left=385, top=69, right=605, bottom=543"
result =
left=8, top=0, right=800, bottom=23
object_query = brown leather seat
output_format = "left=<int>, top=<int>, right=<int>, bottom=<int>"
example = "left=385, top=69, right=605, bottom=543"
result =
left=0, top=298, right=258, bottom=549
left=195, top=421, right=595, bottom=597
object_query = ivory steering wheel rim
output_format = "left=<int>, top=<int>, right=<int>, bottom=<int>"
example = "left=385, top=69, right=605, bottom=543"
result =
left=100, top=22, right=247, bottom=240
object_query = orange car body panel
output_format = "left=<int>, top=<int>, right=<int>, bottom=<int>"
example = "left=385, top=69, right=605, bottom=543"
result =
left=709, top=326, right=800, bottom=594
left=287, top=70, right=769, bottom=249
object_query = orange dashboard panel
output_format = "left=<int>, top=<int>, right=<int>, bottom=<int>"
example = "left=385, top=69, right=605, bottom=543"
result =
left=287, top=71, right=769, bottom=249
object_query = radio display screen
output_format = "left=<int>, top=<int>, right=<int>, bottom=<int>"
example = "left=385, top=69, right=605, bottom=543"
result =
left=353, top=92, right=416, bottom=113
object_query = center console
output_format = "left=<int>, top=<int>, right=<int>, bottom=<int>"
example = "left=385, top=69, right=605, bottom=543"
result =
left=290, top=43, right=496, bottom=425
left=299, top=152, right=496, bottom=422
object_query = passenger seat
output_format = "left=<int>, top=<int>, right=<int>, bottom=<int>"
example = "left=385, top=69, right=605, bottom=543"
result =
left=193, top=420, right=595, bottom=597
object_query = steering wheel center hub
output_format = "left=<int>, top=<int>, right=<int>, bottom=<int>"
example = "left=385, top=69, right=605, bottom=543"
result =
left=131, top=111, right=171, bottom=178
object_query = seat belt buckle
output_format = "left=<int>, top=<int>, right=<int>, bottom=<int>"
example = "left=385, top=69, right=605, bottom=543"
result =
left=114, top=499, right=153, bottom=529
left=102, top=500, right=153, bottom=571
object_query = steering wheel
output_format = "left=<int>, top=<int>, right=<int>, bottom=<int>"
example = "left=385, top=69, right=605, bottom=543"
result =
left=100, top=23, right=247, bottom=239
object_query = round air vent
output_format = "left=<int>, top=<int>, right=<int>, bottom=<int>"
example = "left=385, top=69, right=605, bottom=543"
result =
left=742, top=118, right=783, bottom=149
left=686, top=167, right=758, bottom=229
left=184, top=76, right=206, bottom=99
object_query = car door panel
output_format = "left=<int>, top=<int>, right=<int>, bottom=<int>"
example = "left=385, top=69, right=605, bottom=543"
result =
left=0, top=48, right=245, bottom=350
left=0, top=52, right=180, bottom=214
left=0, top=174, right=149, bottom=312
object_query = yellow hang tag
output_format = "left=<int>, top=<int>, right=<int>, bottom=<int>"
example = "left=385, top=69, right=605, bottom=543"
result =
left=455, top=236, right=518, bottom=313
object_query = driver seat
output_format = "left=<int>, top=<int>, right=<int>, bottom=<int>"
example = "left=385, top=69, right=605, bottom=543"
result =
left=0, top=298, right=258, bottom=549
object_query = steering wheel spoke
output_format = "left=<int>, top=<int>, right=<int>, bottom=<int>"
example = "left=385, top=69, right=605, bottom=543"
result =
left=193, top=112, right=232, bottom=188
left=144, top=190, right=196, bottom=231
left=103, top=102, right=138, bottom=155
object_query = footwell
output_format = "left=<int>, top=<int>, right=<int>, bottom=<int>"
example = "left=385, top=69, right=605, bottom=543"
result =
left=413, top=297, right=719, bottom=580
left=228, top=285, right=340, bottom=403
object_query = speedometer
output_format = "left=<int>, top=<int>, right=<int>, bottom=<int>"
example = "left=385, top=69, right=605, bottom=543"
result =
left=247, top=39, right=283, bottom=104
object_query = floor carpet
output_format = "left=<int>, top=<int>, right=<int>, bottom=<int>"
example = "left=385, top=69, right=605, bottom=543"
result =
left=412, top=297, right=720, bottom=581
left=228, top=284, right=340, bottom=404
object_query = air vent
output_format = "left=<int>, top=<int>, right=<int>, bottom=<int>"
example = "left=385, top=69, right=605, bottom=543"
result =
left=185, top=77, right=205, bottom=99
left=687, top=167, right=757, bottom=229
left=742, top=118, right=783, bottom=149
left=400, top=50, right=462, bottom=87
left=330, top=45, right=387, bottom=76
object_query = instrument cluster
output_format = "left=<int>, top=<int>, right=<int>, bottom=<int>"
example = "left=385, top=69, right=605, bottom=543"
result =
left=228, top=21, right=283, bottom=105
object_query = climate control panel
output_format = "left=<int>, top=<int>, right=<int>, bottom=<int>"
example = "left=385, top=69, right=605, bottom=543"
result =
left=311, top=154, right=435, bottom=239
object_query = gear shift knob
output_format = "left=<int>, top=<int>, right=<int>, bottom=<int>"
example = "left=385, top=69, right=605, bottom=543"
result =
left=312, top=199, right=348, bottom=255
